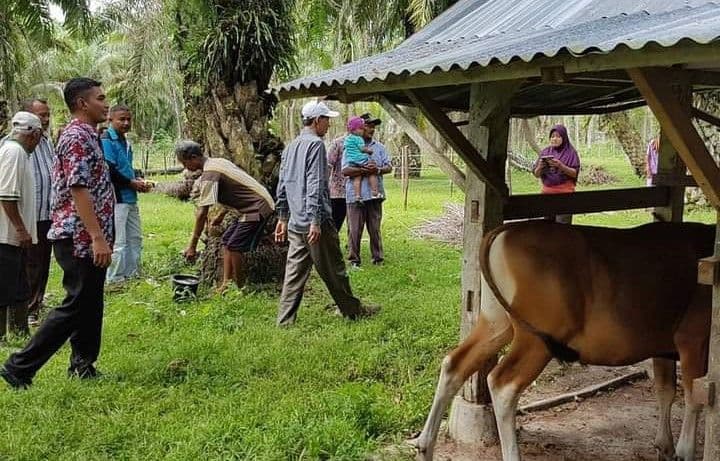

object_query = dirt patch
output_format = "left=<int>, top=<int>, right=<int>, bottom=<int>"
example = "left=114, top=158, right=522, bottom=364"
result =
left=424, top=361, right=705, bottom=460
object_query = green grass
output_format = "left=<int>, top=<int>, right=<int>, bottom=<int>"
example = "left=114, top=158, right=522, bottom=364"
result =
left=0, top=152, right=714, bottom=460
left=0, top=172, right=463, bottom=461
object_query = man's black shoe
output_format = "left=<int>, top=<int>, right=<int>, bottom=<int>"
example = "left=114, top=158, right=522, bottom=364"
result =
left=0, top=367, right=31, bottom=390
left=68, top=364, right=102, bottom=380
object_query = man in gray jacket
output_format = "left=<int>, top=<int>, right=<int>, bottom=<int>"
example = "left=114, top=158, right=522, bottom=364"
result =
left=274, top=101, right=377, bottom=326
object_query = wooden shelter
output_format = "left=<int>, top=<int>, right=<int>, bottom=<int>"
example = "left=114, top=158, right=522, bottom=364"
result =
left=278, top=0, right=720, bottom=457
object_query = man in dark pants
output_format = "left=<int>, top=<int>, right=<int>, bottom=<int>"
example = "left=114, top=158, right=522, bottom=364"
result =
left=1, top=78, right=114, bottom=389
left=342, top=114, right=392, bottom=267
left=0, top=112, right=43, bottom=339
left=21, top=98, right=56, bottom=326
left=327, top=134, right=347, bottom=231
left=274, top=101, right=378, bottom=326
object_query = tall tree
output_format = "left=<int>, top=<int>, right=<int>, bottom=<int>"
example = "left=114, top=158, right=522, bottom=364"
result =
left=172, top=0, right=293, bottom=190
left=171, top=0, right=297, bottom=284
left=0, top=0, right=93, bottom=133
left=695, top=90, right=720, bottom=162
left=600, top=111, right=646, bottom=178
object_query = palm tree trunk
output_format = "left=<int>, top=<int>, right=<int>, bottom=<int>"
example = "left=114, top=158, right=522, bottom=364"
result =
left=599, top=112, right=645, bottom=177
left=0, top=100, right=8, bottom=136
left=185, top=81, right=285, bottom=286
left=695, top=90, right=720, bottom=162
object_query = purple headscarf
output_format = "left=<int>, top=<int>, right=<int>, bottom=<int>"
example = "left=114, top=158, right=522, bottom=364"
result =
left=537, top=124, right=580, bottom=186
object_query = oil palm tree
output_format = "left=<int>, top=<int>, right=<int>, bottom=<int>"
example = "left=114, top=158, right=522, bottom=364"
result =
left=0, top=0, right=93, bottom=132
left=171, top=0, right=294, bottom=187
left=171, top=0, right=297, bottom=284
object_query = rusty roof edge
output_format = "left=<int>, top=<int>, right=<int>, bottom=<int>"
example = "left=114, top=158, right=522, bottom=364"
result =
left=276, top=2, right=720, bottom=97
left=276, top=38, right=720, bottom=100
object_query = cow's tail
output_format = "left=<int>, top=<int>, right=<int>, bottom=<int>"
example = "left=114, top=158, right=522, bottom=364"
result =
left=479, top=224, right=580, bottom=363
left=479, top=225, right=514, bottom=314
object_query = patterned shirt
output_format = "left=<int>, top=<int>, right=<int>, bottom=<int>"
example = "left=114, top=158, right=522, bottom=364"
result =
left=327, top=136, right=346, bottom=199
left=48, top=119, right=115, bottom=258
left=31, top=135, right=55, bottom=222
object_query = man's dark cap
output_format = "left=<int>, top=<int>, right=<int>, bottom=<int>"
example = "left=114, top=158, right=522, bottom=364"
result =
left=360, top=112, right=381, bottom=126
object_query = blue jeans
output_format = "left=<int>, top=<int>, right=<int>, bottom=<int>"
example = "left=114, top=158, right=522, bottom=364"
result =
left=107, top=203, right=142, bottom=283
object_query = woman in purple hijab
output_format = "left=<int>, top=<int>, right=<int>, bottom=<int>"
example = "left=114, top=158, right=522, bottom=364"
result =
left=533, top=124, right=580, bottom=223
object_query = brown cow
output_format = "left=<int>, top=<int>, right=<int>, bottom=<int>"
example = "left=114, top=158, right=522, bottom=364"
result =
left=412, top=220, right=713, bottom=461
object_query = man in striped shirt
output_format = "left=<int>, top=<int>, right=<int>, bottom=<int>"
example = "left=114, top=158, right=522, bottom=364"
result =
left=21, top=99, right=55, bottom=326
left=176, top=141, right=275, bottom=292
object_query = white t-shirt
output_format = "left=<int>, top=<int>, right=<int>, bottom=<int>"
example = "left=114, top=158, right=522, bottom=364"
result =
left=0, top=139, right=37, bottom=246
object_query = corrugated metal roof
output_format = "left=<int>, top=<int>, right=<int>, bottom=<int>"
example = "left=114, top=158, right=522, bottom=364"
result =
left=278, top=0, right=720, bottom=96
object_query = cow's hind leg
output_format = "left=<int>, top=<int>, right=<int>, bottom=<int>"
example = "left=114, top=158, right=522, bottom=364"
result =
left=652, top=357, right=677, bottom=461
left=412, top=313, right=512, bottom=461
left=674, top=314, right=709, bottom=461
left=488, top=329, right=551, bottom=461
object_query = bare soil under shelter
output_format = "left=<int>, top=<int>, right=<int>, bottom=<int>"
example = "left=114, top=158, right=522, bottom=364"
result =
left=417, top=360, right=705, bottom=460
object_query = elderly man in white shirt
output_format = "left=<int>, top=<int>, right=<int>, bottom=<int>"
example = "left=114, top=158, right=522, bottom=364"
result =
left=0, top=111, right=42, bottom=339
left=22, top=98, right=55, bottom=326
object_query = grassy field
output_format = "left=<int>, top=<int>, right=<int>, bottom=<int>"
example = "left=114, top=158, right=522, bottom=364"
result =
left=0, top=152, right=714, bottom=460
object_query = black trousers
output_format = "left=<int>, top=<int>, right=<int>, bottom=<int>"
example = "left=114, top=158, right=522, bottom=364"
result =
left=4, top=239, right=106, bottom=380
left=0, top=243, right=29, bottom=337
left=26, top=220, right=53, bottom=316
left=330, top=198, right=347, bottom=232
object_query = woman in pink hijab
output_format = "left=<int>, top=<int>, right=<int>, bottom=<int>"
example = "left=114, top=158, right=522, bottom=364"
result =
left=533, top=124, right=580, bottom=223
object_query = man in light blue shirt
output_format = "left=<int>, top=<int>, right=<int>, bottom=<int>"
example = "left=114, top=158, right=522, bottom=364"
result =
left=100, top=105, right=151, bottom=284
left=342, top=113, right=392, bottom=267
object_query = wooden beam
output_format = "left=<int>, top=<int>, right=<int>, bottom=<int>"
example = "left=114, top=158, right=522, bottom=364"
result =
left=512, top=100, right=646, bottom=116
left=706, top=215, right=720, bottom=461
left=692, top=376, right=716, bottom=406
left=653, top=123, right=688, bottom=222
left=698, top=256, right=720, bottom=286
left=572, top=85, right=639, bottom=109
left=693, top=107, right=720, bottom=129
left=540, top=66, right=566, bottom=83
left=562, top=78, right=632, bottom=88
left=519, top=371, right=648, bottom=414
left=503, top=187, right=671, bottom=220
left=405, top=89, right=509, bottom=197
left=683, top=69, right=720, bottom=87
left=629, top=67, right=720, bottom=209
left=379, top=96, right=467, bottom=191
left=651, top=174, right=697, bottom=187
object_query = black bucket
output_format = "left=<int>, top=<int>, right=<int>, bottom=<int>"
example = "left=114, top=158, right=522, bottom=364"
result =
left=171, top=274, right=200, bottom=302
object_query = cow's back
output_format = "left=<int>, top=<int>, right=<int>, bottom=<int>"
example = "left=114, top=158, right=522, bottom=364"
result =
left=484, top=221, right=714, bottom=365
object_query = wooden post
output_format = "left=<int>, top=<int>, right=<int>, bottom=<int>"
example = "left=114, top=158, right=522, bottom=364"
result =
left=631, top=69, right=720, bottom=456
left=707, top=217, right=720, bottom=461
left=401, top=146, right=410, bottom=211
left=629, top=67, right=720, bottom=208
left=447, top=82, right=510, bottom=445
left=653, top=80, right=690, bottom=223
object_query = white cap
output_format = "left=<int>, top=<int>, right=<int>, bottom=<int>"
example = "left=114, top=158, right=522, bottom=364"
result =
left=301, top=100, right=339, bottom=120
left=11, top=111, right=42, bottom=132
